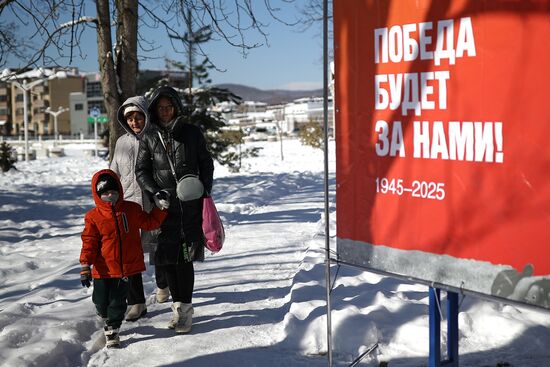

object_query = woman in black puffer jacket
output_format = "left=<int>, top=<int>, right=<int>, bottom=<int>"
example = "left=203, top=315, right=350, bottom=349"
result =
left=135, top=86, right=214, bottom=333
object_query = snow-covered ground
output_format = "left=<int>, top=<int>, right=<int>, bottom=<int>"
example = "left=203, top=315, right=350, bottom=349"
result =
left=0, top=139, right=549, bottom=367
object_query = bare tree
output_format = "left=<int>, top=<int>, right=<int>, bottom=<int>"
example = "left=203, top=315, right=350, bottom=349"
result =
left=296, top=0, right=331, bottom=32
left=0, top=0, right=299, bottom=159
left=295, top=0, right=332, bottom=60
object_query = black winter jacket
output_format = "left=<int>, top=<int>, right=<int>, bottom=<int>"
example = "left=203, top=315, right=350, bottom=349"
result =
left=135, top=87, right=214, bottom=265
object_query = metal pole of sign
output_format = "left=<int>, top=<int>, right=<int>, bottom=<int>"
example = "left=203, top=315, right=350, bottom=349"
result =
left=94, top=117, right=98, bottom=157
left=322, top=0, right=333, bottom=365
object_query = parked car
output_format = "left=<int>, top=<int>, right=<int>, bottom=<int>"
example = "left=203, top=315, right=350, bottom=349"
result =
left=249, top=127, right=271, bottom=141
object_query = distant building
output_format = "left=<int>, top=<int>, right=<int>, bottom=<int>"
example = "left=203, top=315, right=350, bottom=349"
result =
left=139, top=69, right=189, bottom=95
left=0, top=80, right=11, bottom=135
left=4, top=68, right=84, bottom=137
left=80, top=72, right=108, bottom=138
left=44, top=73, right=84, bottom=136
left=214, top=96, right=334, bottom=135
left=283, top=97, right=333, bottom=133
left=238, top=101, right=267, bottom=113
left=69, top=92, right=89, bottom=137
left=84, top=73, right=105, bottom=115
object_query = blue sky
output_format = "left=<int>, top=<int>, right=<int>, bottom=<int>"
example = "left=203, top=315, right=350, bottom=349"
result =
left=4, top=2, right=324, bottom=91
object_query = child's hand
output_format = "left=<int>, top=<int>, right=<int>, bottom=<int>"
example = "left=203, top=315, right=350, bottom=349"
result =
left=80, top=265, right=92, bottom=287
left=154, top=190, right=170, bottom=210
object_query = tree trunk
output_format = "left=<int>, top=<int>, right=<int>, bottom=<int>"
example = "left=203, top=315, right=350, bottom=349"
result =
left=95, top=0, right=120, bottom=161
left=116, top=0, right=138, bottom=101
left=95, top=0, right=138, bottom=162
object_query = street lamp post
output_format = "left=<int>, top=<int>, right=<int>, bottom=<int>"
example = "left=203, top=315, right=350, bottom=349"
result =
left=6, top=69, right=67, bottom=161
left=44, top=106, right=68, bottom=146
left=12, top=79, right=48, bottom=161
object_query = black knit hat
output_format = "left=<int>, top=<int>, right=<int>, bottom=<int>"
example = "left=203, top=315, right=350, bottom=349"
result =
left=96, top=174, right=118, bottom=196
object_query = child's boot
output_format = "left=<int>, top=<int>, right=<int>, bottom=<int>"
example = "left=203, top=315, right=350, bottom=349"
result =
left=175, top=303, right=193, bottom=333
left=104, top=326, right=120, bottom=348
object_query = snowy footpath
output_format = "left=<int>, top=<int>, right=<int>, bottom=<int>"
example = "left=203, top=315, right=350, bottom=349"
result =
left=0, top=139, right=549, bottom=367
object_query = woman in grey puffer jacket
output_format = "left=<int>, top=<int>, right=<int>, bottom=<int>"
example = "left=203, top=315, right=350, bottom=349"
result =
left=110, top=96, right=170, bottom=322
left=111, top=96, right=151, bottom=210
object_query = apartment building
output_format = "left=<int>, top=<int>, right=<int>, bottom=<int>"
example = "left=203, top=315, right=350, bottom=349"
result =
left=7, top=69, right=84, bottom=137
left=0, top=81, right=10, bottom=135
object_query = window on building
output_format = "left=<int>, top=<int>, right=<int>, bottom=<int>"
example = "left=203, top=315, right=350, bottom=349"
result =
left=0, top=108, right=7, bottom=115
left=0, top=95, right=7, bottom=102
left=75, top=103, right=84, bottom=111
left=86, top=82, right=102, bottom=98
left=16, top=94, right=24, bottom=102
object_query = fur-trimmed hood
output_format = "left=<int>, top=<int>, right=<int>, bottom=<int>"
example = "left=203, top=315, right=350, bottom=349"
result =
left=116, top=95, right=151, bottom=138
left=147, top=86, right=186, bottom=128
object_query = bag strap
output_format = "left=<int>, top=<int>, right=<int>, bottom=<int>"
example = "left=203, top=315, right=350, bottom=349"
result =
left=158, top=131, right=209, bottom=198
left=157, top=131, right=187, bottom=239
left=157, top=131, right=179, bottom=182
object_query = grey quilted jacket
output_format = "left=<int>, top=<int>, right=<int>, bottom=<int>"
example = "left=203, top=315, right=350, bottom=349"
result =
left=110, top=96, right=153, bottom=211
left=110, top=96, right=157, bottom=254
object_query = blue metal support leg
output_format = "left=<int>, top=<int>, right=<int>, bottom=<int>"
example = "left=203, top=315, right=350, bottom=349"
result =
left=429, top=287, right=441, bottom=366
left=446, top=291, right=459, bottom=367
left=429, top=288, right=459, bottom=367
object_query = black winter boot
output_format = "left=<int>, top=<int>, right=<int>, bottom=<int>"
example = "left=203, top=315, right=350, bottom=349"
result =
left=104, top=326, right=120, bottom=348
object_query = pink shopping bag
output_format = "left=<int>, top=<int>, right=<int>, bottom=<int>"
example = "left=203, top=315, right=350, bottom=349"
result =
left=202, top=196, right=225, bottom=253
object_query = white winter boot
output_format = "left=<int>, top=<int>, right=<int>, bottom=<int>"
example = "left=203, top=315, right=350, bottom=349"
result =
left=175, top=303, right=193, bottom=334
left=156, top=287, right=170, bottom=303
left=167, top=302, right=193, bottom=333
left=168, top=302, right=182, bottom=329
left=125, top=303, right=147, bottom=322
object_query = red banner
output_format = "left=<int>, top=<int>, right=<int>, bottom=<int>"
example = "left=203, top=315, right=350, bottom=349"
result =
left=335, top=0, right=550, bottom=308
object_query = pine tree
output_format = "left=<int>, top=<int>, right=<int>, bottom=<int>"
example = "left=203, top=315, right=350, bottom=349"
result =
left=0, top=142, right=16, bottom=172
left=161, top=7, right=259, bottom=171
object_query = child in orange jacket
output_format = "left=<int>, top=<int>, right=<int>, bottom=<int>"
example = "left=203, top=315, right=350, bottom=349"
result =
left=79, top=169, right=167, bottom=348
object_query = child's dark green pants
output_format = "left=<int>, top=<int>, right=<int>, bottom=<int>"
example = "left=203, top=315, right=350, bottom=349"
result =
left=92, top=278, right=129, bottom=328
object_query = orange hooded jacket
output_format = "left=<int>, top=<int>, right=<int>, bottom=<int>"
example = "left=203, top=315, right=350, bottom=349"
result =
left=80, top=169, right=167, bottom=278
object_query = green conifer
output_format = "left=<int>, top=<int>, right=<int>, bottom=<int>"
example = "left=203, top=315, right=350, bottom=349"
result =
left=0, top=141, right=16, bottom=172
